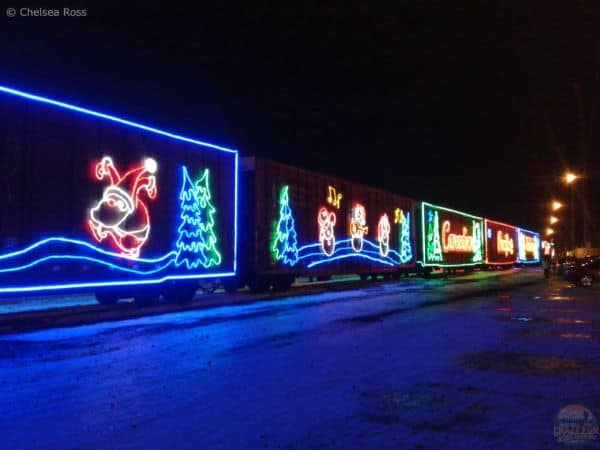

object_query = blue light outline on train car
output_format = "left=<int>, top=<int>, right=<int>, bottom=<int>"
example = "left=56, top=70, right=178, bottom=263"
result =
left=0, top=85, right=237, bottom=154
left=0, top=237, right=175, bottom=262
left=418, top=201, right=484, bottom=268
left=516, top=227, right=541, bottom=264
left=0, top=84, right=238, bottom=294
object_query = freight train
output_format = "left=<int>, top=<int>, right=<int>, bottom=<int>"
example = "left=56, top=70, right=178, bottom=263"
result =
left=0, top=85, right=540, bottom=304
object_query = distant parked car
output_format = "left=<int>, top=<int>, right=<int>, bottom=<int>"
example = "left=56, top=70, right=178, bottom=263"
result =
left=563, top=257, right=600, bottom=287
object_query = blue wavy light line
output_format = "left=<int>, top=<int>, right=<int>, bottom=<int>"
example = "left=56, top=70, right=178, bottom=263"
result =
left=299, top=238, right=401, bottom=259
left=307, top=253, right=396, bottom=268
left=0, top=237, right=176, bottom=263
left=361, top=239, right=401, bottom=258
left=298, top=237, right=402, bottom=264
left=0, top=272, right=236, bottom=294
left=0, top=254, right=175, bottom=275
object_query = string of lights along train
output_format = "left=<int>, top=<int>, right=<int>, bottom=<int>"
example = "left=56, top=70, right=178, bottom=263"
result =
left=0, top=84, right=539, bottom=299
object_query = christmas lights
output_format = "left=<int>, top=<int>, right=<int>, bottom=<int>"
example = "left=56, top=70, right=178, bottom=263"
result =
left=88, top=156, right=157, bottom=259
left=484, top=219, right=517, bottom=265
left=377, top=214, right=391, bottom=257
left=420, top=202, right=484, bottom=267
left=497, top=232, right=514, bottom=256
left=426, top=210, right=443, bottom=262
left=0, top=84, right=238, bottom=295
left=307, top=252, right=396, bottom=268
left=318, top=207, right=337, bottom=256
left=271, top=185, right=299, bottom=266
left=472, top=220, right=482, bottom=262
left=350, top=203, right=368, bottom=252
left=175, top=167, right=222, bottom=270
left=326, top=185, right=343, bottom=209
left=394, top=208, right=402, bottom=224
left=398, top=210, right=413, bottom=264
left=517, top=228, right=541, bottom=263
left=442, top=221, right=475, bottom=253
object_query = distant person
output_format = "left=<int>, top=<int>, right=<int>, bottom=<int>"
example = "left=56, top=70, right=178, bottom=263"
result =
left=542, top=256, right=551, bottom=279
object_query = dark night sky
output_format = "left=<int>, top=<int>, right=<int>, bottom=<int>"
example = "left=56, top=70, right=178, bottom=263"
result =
left=0, top=1, right=598, bottom=236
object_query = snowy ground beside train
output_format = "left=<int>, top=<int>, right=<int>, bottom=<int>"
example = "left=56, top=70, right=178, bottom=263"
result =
left=1, top=271, right=600, bottom=449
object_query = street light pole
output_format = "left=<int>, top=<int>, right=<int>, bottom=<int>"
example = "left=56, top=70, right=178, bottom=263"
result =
left=570, top=184, right=575, bottom=251
left=564, top=172, right=579, bottom=252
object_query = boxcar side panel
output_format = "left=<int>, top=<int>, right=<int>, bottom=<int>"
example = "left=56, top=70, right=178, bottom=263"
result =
left=244, top=157, right=416, bottom=279
left=419, top=202, right=485, bottom=267
left=0, top=86, right=237, bottom=294
left=484, top=219, right=518, bottom=265
left=516, top=228, right=541, bottom=263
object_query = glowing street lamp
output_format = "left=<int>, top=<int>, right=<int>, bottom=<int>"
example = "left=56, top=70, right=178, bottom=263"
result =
left=563, top=171, right=579, bottom=249
left=549, top=216, right=559, bottom=225
left=564, top=172, right=579, bottom=184
left=552, top=200, right=563, bottom=211
left=546, top=227, right=554, bottom=236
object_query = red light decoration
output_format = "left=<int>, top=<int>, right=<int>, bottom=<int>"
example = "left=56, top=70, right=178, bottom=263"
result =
left=442, top=220, right=474, bottom=253
left=88, top=156, right=158, bottom=259
left=318, top=206, right=336, bottom=256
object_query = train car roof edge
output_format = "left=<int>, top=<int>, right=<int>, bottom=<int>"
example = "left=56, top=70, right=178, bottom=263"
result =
left=0, top=84, right=238, bottom=155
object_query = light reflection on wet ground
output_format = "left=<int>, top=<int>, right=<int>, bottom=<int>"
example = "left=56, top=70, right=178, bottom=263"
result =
left=559, top=333, right=593, bottom=340
left=0, top=275, right=599, bottom=449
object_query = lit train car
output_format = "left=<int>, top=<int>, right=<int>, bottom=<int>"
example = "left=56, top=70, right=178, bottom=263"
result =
left=516, top=227, right=541, bottom=264
left=484, top=219, right=518, bottom=267
left=416, top=202, right=485, bottom=272
left=0, top=85, right=238, bottom=304
left=234, top=157, right=417, bottom=291
left=0, top=83, right=542, bottom=304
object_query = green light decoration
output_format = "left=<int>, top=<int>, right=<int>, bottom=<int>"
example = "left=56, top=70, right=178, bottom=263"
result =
left=518, top=232, right=526, bottom=261
left=175, top=167, right=222, bottom=269
left=271, top=185, right=299, bottom=266
left=195, top=169, right=222, bottom=268
left=472, top=220, right=482, bottom=262
left=399, top=210, right=412, bottom=264
left=426, top=210, right=443, bottom=262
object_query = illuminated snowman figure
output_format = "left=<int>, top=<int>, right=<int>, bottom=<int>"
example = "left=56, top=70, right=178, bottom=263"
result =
left=377, top=213, right=391, bottom=257
left=88, top=156, right=158, bottom=259
left=350, top=203, right=368, bottom=252
left=318, top=206, right=336, bottom=257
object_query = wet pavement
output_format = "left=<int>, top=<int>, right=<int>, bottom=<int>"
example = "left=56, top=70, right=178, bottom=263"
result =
left=1, top=274, right=599, bottom=449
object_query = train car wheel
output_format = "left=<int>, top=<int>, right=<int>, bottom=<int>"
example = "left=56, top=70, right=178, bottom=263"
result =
left=223, top=279, right=240, bottom=293
left=167, top=282, right=198, bottom=304
left=134, top=289, right=160, bottom=306
left=273, top=275, right=294, bottom=292
left=249, top=276, right=270, bottom=293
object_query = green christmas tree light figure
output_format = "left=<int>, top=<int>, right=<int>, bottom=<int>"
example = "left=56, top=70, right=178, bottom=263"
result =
left=399, top=210, right=413, bottom=263
left=471, top=220, right=482, bottom=262
left=271, top=185, right=299, bottom=266
left=175, top=167, right=205, bottom=269
left=195, top=168, right=222, bottom=268
left=426, top=210, right=443, bottom=262
left=175, top=167, right=222, bottom=269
